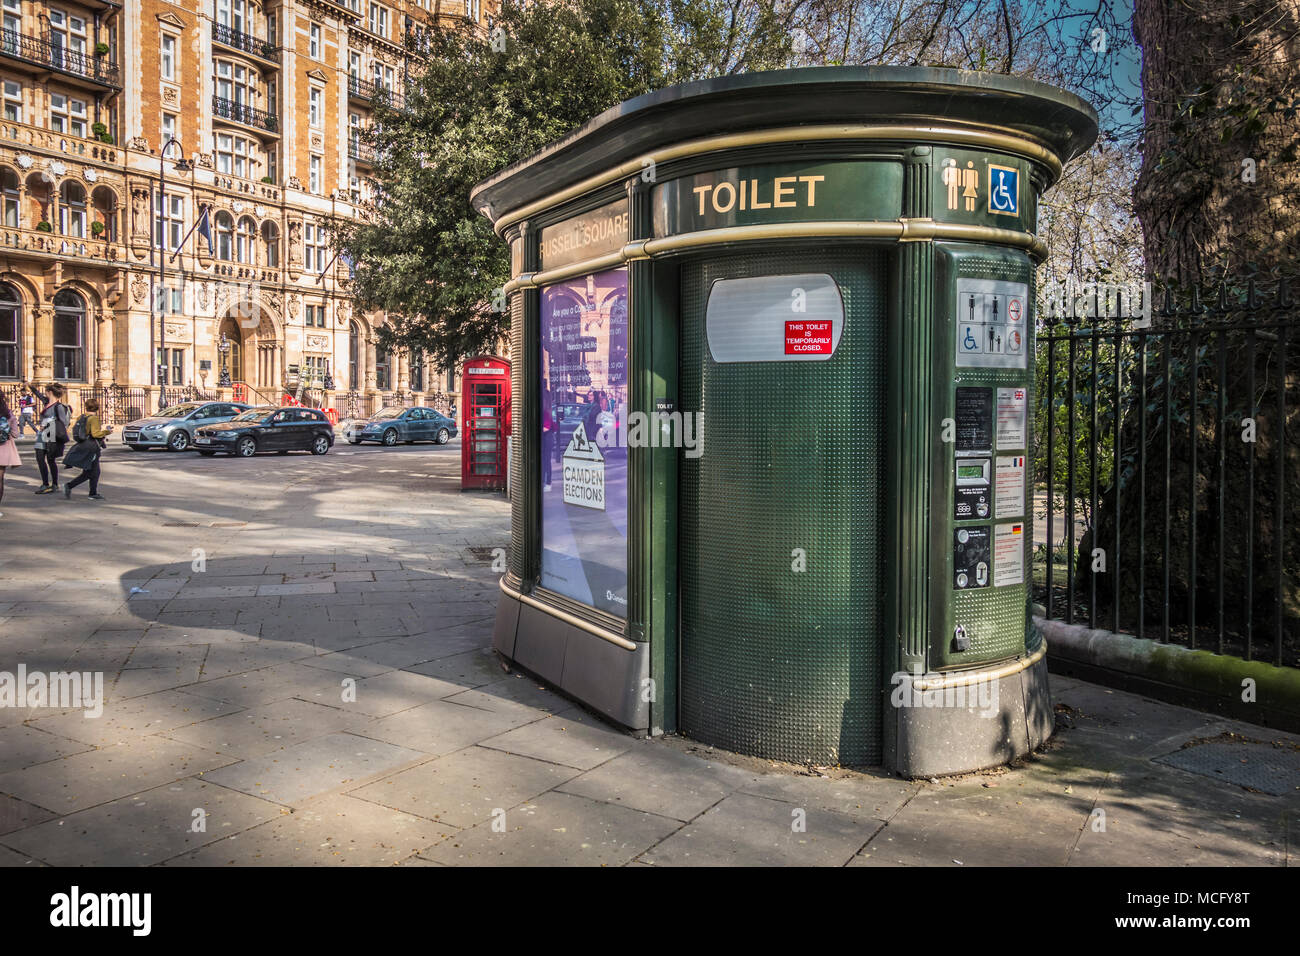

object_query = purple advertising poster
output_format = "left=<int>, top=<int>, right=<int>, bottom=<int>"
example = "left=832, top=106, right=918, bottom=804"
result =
left=539, top=267, right=629, bottom=617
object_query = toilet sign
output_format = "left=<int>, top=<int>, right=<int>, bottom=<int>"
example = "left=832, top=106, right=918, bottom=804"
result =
left=562, top=423, right=606, bottom=511
left=987, top=164, right=1020, bottom=216
left=955, top=278, right=1029, bottom=370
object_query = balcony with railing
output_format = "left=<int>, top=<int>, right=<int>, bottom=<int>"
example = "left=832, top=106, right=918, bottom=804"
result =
left=347, top=75, right=404, bottom=110
left=211, top=96, right=279, bottom=135
left=0, top=119, right=120, bottom=163
left=211, top=23, right=280, bottom=65
left=0, top=224, right=122, bottom=264
left=0, top=29, right=121, bottom=89
left=348, top=140, right=378, bottom=165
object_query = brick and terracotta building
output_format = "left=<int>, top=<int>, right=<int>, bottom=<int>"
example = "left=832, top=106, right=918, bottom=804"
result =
left=0, top=0, right=491, bottom=417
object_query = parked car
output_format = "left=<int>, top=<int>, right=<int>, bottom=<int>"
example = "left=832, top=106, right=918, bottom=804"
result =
left=193, top=405, right=334, bottom=457
left=342, top=406, right=457, bottom=446
left=122, top=401, right=251, bottom=452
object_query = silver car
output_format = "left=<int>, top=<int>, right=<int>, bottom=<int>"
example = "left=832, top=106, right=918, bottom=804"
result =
left=122, top=401, right=251, bottom=452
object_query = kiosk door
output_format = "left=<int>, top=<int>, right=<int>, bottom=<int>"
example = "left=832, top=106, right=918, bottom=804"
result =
left=678, top=249, right=888, bottom=766
left=469, top=381, right=505, bottom=478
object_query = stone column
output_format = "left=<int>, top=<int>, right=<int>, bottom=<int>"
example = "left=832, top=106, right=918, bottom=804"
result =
left=365, top=336, right=376, bottom=392
left=396, top=351, right=409, bottom=392
left=96, top=310, right=114, bottom=385
left=32, top=305, right=53, bottom=379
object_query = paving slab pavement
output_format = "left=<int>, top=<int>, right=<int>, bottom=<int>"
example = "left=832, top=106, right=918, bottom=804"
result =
left=0, top=443, right=1295, bottom=866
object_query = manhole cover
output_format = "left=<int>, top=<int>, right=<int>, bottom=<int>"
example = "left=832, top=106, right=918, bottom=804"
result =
left=1154, top=738, right=1300, bottom=795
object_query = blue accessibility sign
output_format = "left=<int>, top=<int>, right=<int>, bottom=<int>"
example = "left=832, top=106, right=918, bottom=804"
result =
left=987, top=164, right=1019, bottom=217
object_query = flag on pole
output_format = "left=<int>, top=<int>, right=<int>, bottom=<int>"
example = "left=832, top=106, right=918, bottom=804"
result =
left=196, top=204, right=213, bottom=255
left=339, top=251, right=355, bottom=278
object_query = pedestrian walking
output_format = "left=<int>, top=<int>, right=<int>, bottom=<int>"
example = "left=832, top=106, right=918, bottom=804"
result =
left=63, top=398, right=111, bottom=501
left=30, top=382, right=69, bottom=494
left=16, top=390, right=35, bottom=436
left=0, top=390, right=20, bottom=518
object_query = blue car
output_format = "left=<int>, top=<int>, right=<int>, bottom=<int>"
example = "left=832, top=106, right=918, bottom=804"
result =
left=343, top=406, right=457, bottom=446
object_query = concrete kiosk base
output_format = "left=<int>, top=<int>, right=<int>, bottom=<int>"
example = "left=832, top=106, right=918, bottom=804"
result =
left=493, top=580, right=651, bottom=732
left=885, top=645, right=1053, bottom=778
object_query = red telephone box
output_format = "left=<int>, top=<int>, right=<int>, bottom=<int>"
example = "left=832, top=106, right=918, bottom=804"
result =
left=461, top=355, right=511, bottom=491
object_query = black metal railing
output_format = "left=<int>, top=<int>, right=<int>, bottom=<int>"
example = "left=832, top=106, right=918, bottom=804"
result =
left=347, top=74, right=404, bottom=109
left=1035, top=276, right=1299, bottom=668
left=0, top=29, right=120, bottom=87
left=212, top=96, right=278, bottom=134
left=211, top=23, right=279, bottom=64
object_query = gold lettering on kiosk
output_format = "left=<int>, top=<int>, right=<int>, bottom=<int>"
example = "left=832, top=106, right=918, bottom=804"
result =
left=693, top=175, right=825, bottom=216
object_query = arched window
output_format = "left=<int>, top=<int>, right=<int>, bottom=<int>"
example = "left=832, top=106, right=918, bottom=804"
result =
left=348, top=321, right=360, bottom=389
left=236, top=216, right=255, bottom=264
left=215, top=211, right=233, bottom=260
left=52, top=288, right=85, bottom=381
left=261, top=220, right=279, bottom=267
left=91, top=185, right=117, bottom=241
left=0, top=282, right=21, bottom=378
left=59, top=181, right=87, bottom=237
left=1, top=168, right=18, bottom=228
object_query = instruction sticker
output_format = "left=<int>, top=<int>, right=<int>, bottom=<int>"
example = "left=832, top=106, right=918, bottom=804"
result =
left=955, top=386, right=993, bottom=451
left=996, top=387, right=1027, bottom=449
left=994, top=522, right=1024, bottom=586
left=995, top=455, right=1026, bottom=518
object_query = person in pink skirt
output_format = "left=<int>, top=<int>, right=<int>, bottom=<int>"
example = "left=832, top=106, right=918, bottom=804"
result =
left=0, top=390, right=20, bottom=517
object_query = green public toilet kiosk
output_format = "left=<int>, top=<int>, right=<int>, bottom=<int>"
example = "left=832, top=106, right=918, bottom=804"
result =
left=474, top=67, right=1097, bottom=776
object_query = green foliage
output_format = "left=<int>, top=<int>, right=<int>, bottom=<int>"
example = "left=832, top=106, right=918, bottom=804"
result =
left=335, top=0, right=796, bottom=367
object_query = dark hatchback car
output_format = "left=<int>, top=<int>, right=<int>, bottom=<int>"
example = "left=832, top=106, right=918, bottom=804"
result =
left=193, top=405, right=335, bottom=457
left=345, top=406, right=457, bottom=446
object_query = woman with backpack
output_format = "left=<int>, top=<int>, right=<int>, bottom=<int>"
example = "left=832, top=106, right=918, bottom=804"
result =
left=63, top=397, right=111, bottom=500
left=29, top=382, right=69, bottom=494
left=0, top=390, right=20, bottom=517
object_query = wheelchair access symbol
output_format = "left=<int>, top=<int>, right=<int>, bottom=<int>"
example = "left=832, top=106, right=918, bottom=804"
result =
left=961, top=325, right=981, bottom=354
left=987, top=164, right=1019, bottom=217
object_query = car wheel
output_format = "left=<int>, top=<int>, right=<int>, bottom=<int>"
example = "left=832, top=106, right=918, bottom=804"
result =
left=198, top=450, right=216, bottom=457
left=382, top=428, right=398, bottom=446
left=311, top=435, right=330, bottom=456
left=436, top=428, right=450, bottom=444
left=236, top=437, right=257, bottom=457
left=167, top=430, right=190, bottom=452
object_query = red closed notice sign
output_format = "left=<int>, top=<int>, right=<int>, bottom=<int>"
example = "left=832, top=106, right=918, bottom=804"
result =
left=785, top=320, right=834, bottom=355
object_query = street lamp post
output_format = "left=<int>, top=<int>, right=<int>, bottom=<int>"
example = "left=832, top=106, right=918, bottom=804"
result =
left=156, top=136, right=192, bottom=411
left=218, top=332, right=232, bottom=387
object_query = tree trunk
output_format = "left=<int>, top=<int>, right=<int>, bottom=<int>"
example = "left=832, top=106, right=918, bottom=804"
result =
left=1133, top=0, right=1300, bottom=282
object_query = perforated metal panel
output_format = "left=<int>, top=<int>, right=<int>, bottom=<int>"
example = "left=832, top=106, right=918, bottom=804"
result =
left=679, top=248, right=887, bottom=766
